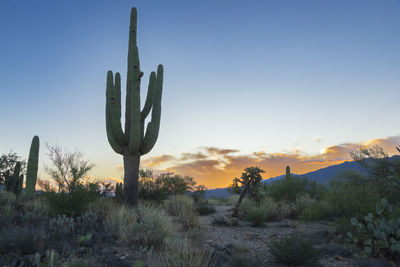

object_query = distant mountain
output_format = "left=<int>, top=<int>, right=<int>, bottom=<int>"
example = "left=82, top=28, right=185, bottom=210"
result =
left=204, top=159, right=372, bottom=199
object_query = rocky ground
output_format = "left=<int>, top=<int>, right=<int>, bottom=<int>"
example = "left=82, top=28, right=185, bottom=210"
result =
left=200, top=206, right=392, bottom=267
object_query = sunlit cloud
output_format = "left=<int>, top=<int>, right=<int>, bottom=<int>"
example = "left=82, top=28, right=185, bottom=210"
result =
left=136, top=135, right=400, bottom=189
left=141, top=154, right=177, bottom=168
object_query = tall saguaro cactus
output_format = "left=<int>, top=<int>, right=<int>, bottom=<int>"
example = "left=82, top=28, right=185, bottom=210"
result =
left=106, top=8, right=163, bottom=206
left=26, top=136, right=39, bottom=198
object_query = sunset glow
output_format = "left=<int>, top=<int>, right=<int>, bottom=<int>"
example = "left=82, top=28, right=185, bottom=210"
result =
left=1, top=0, right=400, bottom=190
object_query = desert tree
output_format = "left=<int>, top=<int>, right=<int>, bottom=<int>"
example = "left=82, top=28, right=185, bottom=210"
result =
left=351, top=144, right=400, bottom=203
left=44, top=144, right=94, bottom=192
left=232, top=166, right=265, bottom=217
left=0, top=151, right=26, bottom=184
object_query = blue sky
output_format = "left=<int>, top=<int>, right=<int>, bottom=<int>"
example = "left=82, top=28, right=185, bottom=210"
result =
left=1, top=0, right=400, bottom=187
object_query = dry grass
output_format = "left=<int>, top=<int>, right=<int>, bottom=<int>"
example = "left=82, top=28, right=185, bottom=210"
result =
left=164, top=195, right=200, bottom=229
left=155, top=237, right=215, bottom=267
left=103, top=204, right=138, bottom=244
left=103, top=201, right=175, bottom=246
left=134, top=204, right=175, bottom=246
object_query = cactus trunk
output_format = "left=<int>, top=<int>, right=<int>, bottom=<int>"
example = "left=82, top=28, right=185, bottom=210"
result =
left=26, top=136, right=39, bottom=198
left=105, top=8, right=163, bottom=206
left=123, top=151, right=141, bottom=205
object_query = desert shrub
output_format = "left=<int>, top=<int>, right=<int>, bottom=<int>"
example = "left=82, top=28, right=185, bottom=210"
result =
left=212, top=215, right=233, bottom=226
left=226, top=195, right=240, bottom=206
left=186, top=227, right=207, bottom=243
left=265, top=175, right=321, bottom=203
left=139, top=170, right=199, bottom=202
left=299, top=200, right=332, bottom=221
left=89, top=198, right=116, bottom=219
left=239, top=198, right=292, bottom=222
left=244, top=207, right=267, bottom=226
left=20, top=198, right=49, bottom=226
left=133, top=205, right=174, bottom=246
left=196, top=202, right=216, bottom=215
left=191, top=185, right=207, bottom=203
left=0, top=224, right=47, bottom=254
left=206, top=198, right=220, bottom=206
left=237, top=198, right=253, bottom=218
left=293, top=194, right=318, bottom=217
left=48, top=215, right=75, bottom=238
left=268, top=233, right=320, bottom=266
left=346, top=199, right=400, bottom=262
left=261, top=198, right=292, bottom=221
left=44, top=185, right=99, bottom=217
left=76, top=210, right=99, bottom=232
left=156, top=237, right=215, bottom=267
left=103, top=203, right=174, bottom=246
left=139, top=170, right=167, bottom=202
left=326, top=171, right=381, bottom=219
left=0, top=191, right=16, bottom=206
left=164, top=194, right=199, bottom=229
left=103, top=204, right=138, bottom=244
left=351, top=145, right=400, bottom=204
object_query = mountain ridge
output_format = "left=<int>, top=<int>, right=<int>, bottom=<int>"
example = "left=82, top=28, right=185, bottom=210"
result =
left=204, top=159, right=370, bottom=199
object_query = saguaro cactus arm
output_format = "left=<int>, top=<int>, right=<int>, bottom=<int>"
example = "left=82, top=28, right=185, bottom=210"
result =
left=140, top=65, right=163, bottom=155
left=106, top=71, right=126, bottom=154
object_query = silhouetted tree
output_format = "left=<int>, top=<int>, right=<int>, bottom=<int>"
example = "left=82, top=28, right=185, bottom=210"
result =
left=232, top=166, right=265, bottom=217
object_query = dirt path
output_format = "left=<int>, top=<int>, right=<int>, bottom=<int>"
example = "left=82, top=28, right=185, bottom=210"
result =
left=199, top=205, right=357, bottom=266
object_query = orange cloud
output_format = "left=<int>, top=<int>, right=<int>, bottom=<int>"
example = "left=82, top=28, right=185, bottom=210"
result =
left=135, top=135, right=400, bottom=189
left=141, top=154, right=177, bottom=168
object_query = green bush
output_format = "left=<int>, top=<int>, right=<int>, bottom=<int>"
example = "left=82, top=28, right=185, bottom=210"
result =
left=268, top=233, right=320, bottom=266
left=326, top=171, right=381, bottom=219
left=196, top=203, right=216, bottom=215
left=239, top=198, right=293, bottom=222
left=139, top=171, right=198, bottom=202
left=298, top=200, right=332, bottom=221
left=265, top=175, right=321, bottom=203
left=346, top=199, right=400, bottom=261
left=44, top=185, right=99, bottom=217
left=244, top=207, right=267, bottom=226
left=292, top=194, right=318, bottom=217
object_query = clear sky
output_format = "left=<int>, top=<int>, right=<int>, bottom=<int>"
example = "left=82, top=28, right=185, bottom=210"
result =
left=1, top=0, right=400, bottom=188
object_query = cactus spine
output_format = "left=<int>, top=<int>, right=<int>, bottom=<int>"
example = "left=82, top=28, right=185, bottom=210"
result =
left=106, top=8, right=163, bottom=206
left=25, top=136, right=39, bottom=198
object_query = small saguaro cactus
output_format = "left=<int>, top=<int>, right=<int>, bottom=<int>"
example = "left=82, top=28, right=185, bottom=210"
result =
left=105, top=8, right=164, bottom=206
left=5, top=161, right=22, bottom=195
left=25, top=136, right=39, bottom=198
left=285, top=166, right=291, bottom=178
